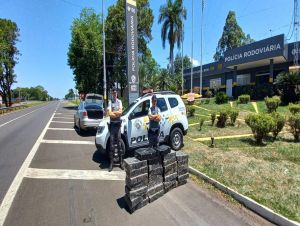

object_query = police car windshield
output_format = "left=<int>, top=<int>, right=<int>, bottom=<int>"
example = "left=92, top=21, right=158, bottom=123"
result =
left=122, top=100, right=138, bottom=116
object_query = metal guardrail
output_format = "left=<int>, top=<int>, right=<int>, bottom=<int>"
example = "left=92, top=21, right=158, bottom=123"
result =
left=0, top=105, right=27, bottom=114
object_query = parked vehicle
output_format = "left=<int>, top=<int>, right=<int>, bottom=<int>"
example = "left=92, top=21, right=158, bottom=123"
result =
left=74, top=94, right=104, bottom=133
left=95, top=91, right=188, bottom=155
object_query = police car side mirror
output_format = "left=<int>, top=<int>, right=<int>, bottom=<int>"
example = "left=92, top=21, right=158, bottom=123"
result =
left=129, top=112, right=135, bottom=120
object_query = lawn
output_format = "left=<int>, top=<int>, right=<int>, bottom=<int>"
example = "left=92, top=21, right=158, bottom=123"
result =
left=188, top=121, right=251, bottom=139
left=183, top=133, right=300, bottom=222
left=68, top=99, right=80, bottom=106
left=183, top=99, right=299, bottom=222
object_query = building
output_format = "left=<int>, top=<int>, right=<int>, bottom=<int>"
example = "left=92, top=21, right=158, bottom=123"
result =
left=184, top=34, right=299, bottom=99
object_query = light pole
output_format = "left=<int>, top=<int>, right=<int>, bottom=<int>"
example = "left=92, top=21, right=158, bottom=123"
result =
left=190, top=0, right=194, bottom=93
left=102, top=0, right=107, bottom=104
left=181, top=23, right=184, bottom=95
left=200, top=0, right=204, bottom=96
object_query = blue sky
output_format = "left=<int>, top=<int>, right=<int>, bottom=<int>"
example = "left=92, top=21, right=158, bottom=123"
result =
left=0, top=0, right=294, bottom=98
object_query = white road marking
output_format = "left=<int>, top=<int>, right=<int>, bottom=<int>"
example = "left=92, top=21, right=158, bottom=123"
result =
left=0, top=105, right=49, bottom=129
left=48, top=128, right=74, bottom=131
left=41, top=139, right=94, bottom=145
left=51, top=121, right=73, bottom=124
left=0, top=103, right=59, bottom=226
left=53, top=117, right=73, bottom=119
left=25, top=168, right=125, bottom=181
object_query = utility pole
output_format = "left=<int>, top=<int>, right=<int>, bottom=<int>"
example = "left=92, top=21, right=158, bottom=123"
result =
left=294, top=0, right=299, bottom=71
left=102, top=0, right=107, bottom=104
left=181, top=22, right=184, bottom=96
left=200, top=0, right=204, bottom=96
left=190, top=0, right=194, bottom=92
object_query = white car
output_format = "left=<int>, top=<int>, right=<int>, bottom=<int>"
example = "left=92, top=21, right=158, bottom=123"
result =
left=95, top=91, right=188, bottom=155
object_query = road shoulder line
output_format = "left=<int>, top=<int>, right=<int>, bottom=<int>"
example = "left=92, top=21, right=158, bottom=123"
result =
left=25, top=168, right=125, bottom=181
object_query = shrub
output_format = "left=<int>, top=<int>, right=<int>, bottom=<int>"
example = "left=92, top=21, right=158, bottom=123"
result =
left=235, top=85, right=254, bottom=98
left=238, top=94, right=250, bottom=104
left=288, top=103, right=300, bottom=115
left=270, top=112, right=286, bottom=139
left=198, top=117, right=205, bottom=131
left=245, top=113, right=275, bottom=144
left=253, top=83, right=274, bottom=100
left=288, top=113, right=300, bottom=142
left=216, top=108, right=229, bottom=127
left=205, top=99, right=210, bottom=104
left=211, top=112, right=216, bottom=126
left=264, top=96, right=281, bottom=113
left=215, top=91, right=229, bottom=104
left=228, top=108, right=240, bottom=125
left=205, top=90, right=213, bottom=98
left=187, top=106, right=196, bottom=117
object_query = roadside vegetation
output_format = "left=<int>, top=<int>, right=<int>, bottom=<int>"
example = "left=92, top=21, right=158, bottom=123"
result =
left=184, top=92, right=300, bottom=222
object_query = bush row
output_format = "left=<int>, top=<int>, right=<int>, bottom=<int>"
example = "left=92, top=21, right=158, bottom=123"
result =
left=245, top=112, right=300, bottom=143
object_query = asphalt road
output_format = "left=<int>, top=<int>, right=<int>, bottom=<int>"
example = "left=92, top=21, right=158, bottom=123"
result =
left=0, top=101, right=58, bottom=204
left=0, top=102, right=274, bottom=226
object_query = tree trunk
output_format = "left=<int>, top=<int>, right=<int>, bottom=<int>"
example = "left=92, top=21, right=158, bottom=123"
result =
left=8, top=88, right=12, bottom=106
left=170, top=43, right=174, bottom=75
left=3, top=93, right=8, bottom=107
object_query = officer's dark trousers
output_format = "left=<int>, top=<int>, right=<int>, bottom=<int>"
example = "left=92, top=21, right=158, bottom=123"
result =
left=109, top=121, right=122, bottom=160
left=148, top=127, right=160, bottom=148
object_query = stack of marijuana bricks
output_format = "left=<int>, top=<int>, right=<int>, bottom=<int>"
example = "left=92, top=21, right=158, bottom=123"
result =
left=123, top=145, right=189, bottom=213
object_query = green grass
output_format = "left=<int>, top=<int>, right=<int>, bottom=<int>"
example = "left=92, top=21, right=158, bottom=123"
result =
left=183, top=134, right=300, bottom=222
left=24, top=101, right=45, bottom=108
left=188, top=121, right=251, bottom=139
left=68, top=99, right=80, bottom=106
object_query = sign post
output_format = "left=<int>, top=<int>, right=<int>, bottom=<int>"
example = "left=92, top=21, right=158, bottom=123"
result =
left=125, top=0, right=139, bottom=104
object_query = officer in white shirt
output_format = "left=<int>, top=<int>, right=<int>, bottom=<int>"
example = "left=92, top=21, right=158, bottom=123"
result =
left=107, top=88, right=123, bottom=172
left=148, top=95, right=161, bottom=148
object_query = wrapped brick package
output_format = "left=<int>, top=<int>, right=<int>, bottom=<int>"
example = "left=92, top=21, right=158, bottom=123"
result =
left=176, top=151, right=189, bottom=185
left=124, top=157, right=147, bottom=172
left=155, top=145, right=171, bottom=156
left=124, top=147, right=189, bottom=212
left=135, top=148, right=157, bottom=161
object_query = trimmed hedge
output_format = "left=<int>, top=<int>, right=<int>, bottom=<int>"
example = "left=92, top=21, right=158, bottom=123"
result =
left=216, top=108, right=229, bottom=127
left=288, top=113, right=300, bottom=142
left=245, top=113, right=275, bottom=144
left=264, top=96, right=281, bottom=113
left=238, top=94, right=250, bottom=104
left=270, top=112, right=286, bottom=139
left=288, top=103, right=300, bottom=115
left=187, top=106, right=196, bottom=117
left=228, top=108, right=240, bottom=125
left=215, top=92, right=229, bottom=104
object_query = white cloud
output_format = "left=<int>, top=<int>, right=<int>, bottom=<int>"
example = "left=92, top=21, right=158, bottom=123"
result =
left=189, top=57, right=200, bottom=66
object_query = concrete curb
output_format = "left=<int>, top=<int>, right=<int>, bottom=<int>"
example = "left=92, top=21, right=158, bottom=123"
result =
left=189, top=166, right=300, bottom=226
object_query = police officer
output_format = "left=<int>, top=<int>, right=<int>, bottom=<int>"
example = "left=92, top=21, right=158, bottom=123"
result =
left=148, top=95, right=161, bottom=148
left=107, top=88, right=123, bottom=172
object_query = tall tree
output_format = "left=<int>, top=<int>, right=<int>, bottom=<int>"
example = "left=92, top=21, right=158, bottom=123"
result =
left=105, top=0, right=154, bottom=96
left=174, top=53, right=192, bottom=75
left=0, top=19, right=20, bottom=107
left=68, top=8, right=103, bottom=94
left=158, top=0, right=186, bottom=75
left=139, top=49, right=160, bottom=90
left=214, top=11, right=254, bottom=61
left=65, top=88, right=75, bottom=100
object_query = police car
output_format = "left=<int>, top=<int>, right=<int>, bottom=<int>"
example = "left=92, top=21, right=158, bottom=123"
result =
left=95, top=91, right=188, bottom=155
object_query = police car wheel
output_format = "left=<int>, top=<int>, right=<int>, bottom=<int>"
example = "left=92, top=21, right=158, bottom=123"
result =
left=170, top=127, right=183, bottom=151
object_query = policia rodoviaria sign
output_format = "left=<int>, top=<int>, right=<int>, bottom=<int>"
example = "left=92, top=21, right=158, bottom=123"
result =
left=125, top=0, right=139, bottom=104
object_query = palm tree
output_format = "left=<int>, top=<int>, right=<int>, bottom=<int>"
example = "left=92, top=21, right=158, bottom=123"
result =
left=158, top=0, right=186, bottom=75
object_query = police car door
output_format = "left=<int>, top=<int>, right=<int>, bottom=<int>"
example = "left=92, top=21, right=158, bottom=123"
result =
left=128, top=99, right=150, bottom=147
left=157, top=97, right=171, bottom=141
